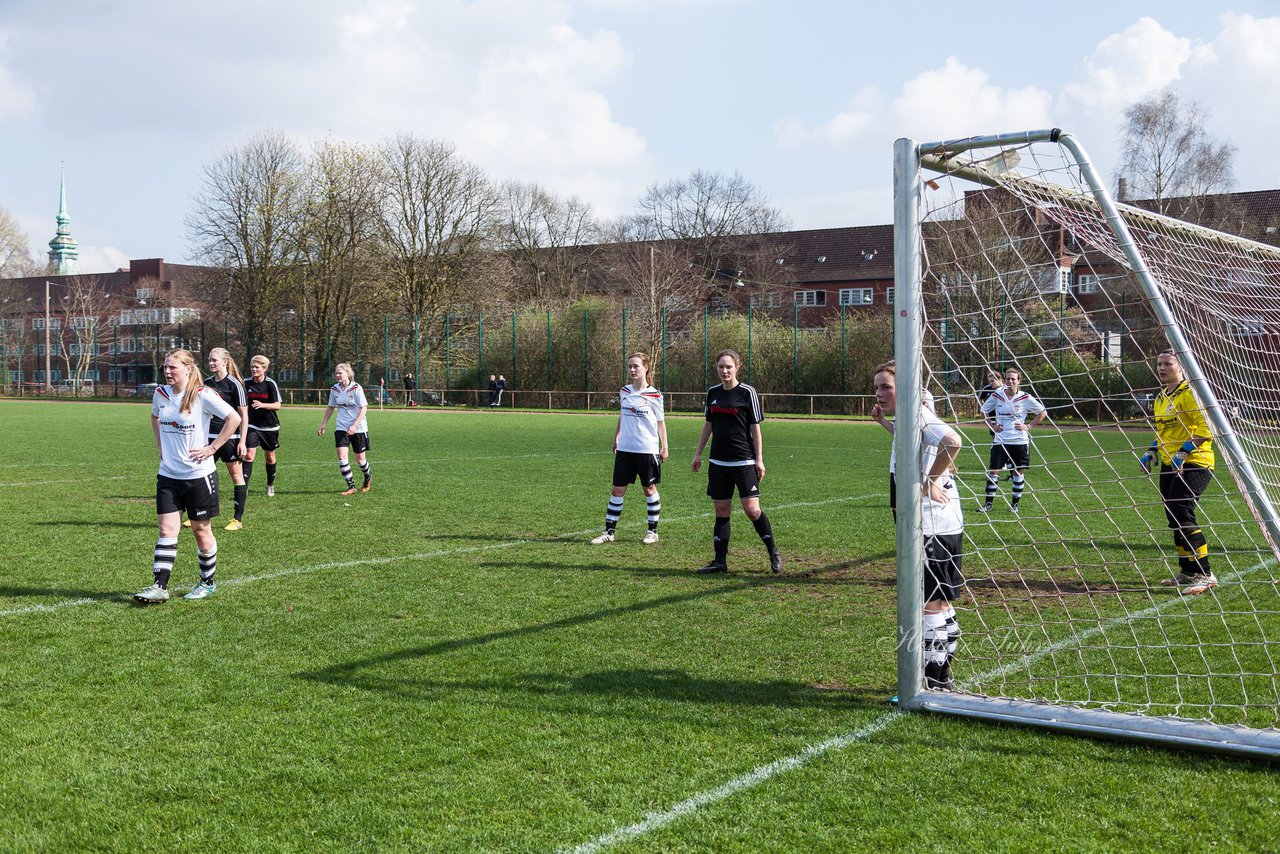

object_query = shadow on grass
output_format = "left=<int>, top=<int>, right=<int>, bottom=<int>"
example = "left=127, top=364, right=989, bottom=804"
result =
left=302, top=665, right=888, bottom=711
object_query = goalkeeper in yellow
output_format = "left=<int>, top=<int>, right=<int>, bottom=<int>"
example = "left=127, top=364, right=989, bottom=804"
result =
left=1140, top=350, right=1216, bottom=595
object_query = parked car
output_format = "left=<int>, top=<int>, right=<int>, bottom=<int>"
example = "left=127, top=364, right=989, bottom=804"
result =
left=56, top=378, right=95, bottom=396
left=136, top=382, right=161, bottom=398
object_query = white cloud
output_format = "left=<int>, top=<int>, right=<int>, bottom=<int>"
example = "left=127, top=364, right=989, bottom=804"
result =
left=1059, top=17, right=1197, bottom=113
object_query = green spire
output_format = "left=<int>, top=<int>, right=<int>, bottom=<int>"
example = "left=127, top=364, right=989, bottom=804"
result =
left=48, top=167, right=79, bottom=275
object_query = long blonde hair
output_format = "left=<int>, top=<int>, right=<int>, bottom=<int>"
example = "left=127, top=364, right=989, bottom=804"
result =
left=165, top=349, right=204, bottom=414
left=209, top=347, right=243, bottom=382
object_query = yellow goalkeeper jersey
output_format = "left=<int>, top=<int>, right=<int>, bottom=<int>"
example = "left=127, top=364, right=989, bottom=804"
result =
left=1153, top=380, right=1214, bottom=469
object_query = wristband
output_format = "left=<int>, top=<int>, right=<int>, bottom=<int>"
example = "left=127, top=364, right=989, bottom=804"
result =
left=1180, top=441, right=1197, bottom=455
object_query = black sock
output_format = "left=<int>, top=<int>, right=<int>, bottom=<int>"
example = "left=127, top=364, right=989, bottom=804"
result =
left=234, top=483, right=247, bottom=520
left=241, top=460, right=254, bottom=484
left=713, top=516, right=730, bottom=564
left=266, top=462, right=277, bottom=485
left=752, top=512, right=777, bottom=555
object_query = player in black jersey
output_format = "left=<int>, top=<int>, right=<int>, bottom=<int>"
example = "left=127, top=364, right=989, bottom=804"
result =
left=204, top=347, right=250, bottom=530
left=243, top=355, right=283, bottom=497
left=690, top=349, right=782, bottom=574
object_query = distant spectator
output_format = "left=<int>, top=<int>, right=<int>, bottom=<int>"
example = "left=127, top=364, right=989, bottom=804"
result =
left=488, top=374, right=498, bottom=407
left=495, top=374, right=507, bottom=407
left=403, top=373, right=417, bottom=407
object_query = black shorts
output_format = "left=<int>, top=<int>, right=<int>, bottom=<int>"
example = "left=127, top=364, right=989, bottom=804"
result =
left=707, top=462, right=761, bottom=501
left=246, top=428, right=280, bottom=451
left=336, top=430, right=370, bottom=454
left=613, top=451, right=661, bottom=487
left=924, top=532, right=964, bottom=602
left=989, top=443, right=1030, bottom=471
left=211, top=437, right=242, bottom=464
left=156, top=473, right=220, bottom=521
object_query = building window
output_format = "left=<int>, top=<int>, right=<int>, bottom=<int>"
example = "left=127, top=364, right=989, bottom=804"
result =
left=749, top=293, right=784, bottom=309
left=279, top=368, right=298, bottom=381
left=886, top=287, right=895, bottom=305
left=839, top=287, right=874, bottom=307
left=32, top=317, right=63, bottom=331
left=108, top=369, right=122, bottom=382
left=1076, top=273, right=1100, bottom=294
left=136, top=288, right=155, bottom=301
left=70, top=316, right=97, bottom=330
left=794, top=290, right=827, bottom=307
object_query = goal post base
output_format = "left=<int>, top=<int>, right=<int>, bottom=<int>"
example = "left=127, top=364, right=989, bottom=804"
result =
left=909, top=692, right=1280, bottom=761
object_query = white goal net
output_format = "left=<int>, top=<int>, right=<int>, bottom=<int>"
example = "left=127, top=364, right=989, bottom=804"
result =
left=893, top=130, right=1280, bottom=757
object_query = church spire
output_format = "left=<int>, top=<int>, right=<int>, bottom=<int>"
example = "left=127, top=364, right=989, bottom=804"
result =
left=48, top=167, right=80, bottom=275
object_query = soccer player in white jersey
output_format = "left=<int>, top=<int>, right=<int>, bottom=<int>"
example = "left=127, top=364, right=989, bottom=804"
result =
left=979, top=367, right=1048, bottom=513
left=873, top=360, right=964, bottom=690
left=871, top=381, right=934, bottom=520
left=691, top=349, right=782, bottom=574
left=590, top=352, right=669, bottom=545
left=317, top=362, right=371, bottom=496
left=243, top=355, right=283, bottom=497
left=134, top=349, right=241, bottom=604
left=203, top=347, right=250, bottom=530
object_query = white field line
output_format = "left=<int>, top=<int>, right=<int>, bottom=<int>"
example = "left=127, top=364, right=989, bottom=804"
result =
left=561, top=556, right=1277, bottom=853
left=0, top=493, right=878, bottom=619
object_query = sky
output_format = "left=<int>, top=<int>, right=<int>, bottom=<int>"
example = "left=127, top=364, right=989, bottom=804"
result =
left=2, top=1, right=1279, bottom=273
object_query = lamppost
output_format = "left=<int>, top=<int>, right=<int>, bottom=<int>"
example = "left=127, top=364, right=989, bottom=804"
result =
left=44, top=281, right=52, bottom=391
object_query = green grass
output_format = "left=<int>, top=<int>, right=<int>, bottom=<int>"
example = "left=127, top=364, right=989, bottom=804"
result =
left=1, top=399, right=1278, bottom=851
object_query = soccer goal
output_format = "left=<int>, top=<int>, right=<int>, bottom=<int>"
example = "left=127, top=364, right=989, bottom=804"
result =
left=892, top=129, right=1280, bottom=758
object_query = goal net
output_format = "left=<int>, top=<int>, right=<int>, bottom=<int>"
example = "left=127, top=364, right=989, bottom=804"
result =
left=892, top=130, right=1280, bottom=758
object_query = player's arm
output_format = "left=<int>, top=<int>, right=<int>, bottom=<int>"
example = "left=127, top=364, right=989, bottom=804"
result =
left=980, top=397, right=998, bottom=431
left=871, top=403, right=893, bottom=434
left=925, top=427, right=962, bottom=503
left=1027, top=398, right=1049, bottom=430
left=612, top=413, right=622, bottom=454
left=236, top=405, right=250, bottom=454
left=657, top=418, right=669, bottom=462
left=318, top=405, right=335, bottom=435
left=691, top=422, right=712, bottom=472
left=152, top=415, right=162, bottom=461
left=194, top=398, right=240, bottom=462
left=751, top=422, right=765, bottom=481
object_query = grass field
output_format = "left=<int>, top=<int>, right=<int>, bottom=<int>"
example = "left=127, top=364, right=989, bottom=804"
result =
left=2, top=398, right=1278, bottom=851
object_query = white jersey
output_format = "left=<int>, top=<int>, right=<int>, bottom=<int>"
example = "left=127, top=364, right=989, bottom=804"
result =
left=981, top=387, right=1045, bottom=446
left=153, top=385, right=235, bottom=481
left=616, top=384, right=665, bottom=454
left=328, top=382, right=369, bottom=433
left=888, top=407, right=964, bottom=537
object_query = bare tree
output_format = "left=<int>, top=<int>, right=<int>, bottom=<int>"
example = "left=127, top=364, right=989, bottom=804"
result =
left=1116, top=89, right=1236, bottom=214
left=497, top=181, right=602, bottom=304
left=633, top=170, right=791, bottom=294
left=58, top=275, right=112, bottom=390
left=377, top=134, right=500, bottom=356
left=0, top=207, right=42, bottom=278
left=186, top=130, right=306, bottom=347
left=294, top=139, right=387, bottom=378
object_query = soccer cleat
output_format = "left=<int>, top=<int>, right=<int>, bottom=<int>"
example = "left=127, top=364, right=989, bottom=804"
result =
left=265, top=485, right=275, bottom=497
left=1160, top=573, right=1200, bottom=588
left=925, top=662, right=956, bottom=691
left=1010, top=503, right=1020, bottom=515
left=183, top=580, right=217, bottom=600
left=978, top=502, right=993, bottom=513
left=360, top=477, right=372, bottom=493
left=642, top=530, right=660, bottom=545
left=133, top=583, right=170, bottom=605
left=590, top=531, right=615, bottom=545
left=1181, top=574, right=1219, bottom=596
left=770, top=551, right=783, bottom=574
left=182, top=518, right=192, bottom=528
left=340, top=486, right=357, bottom=496
left=224, top=519, right=244, bottom=531
left=696, top=561, right=729, bottom=574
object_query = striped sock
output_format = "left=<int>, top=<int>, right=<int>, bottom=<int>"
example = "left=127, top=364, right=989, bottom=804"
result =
left=646, top=492, right=660, bottom=532
left=198, top=545, right=218, bottom=584
left=605, top=496, right=624, bottom=533
left=339, top=461, right=354, bottom=487
left=1011, top=473, right=1025, bottom=505
left=153, top=537, right=178, bottom=589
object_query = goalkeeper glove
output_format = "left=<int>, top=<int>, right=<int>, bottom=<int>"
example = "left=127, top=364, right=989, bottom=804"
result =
left=1139, top=441, right=1157, bottom=475
left=1171, top=440, right=1197, bottom=469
